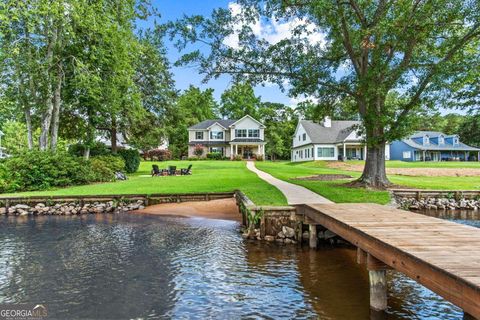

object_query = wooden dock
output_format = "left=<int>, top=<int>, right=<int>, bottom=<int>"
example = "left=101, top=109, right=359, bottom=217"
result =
left=300, top=203, right=480, bottom=318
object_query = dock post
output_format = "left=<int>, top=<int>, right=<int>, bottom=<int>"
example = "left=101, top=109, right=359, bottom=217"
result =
left=367, top=254, right=388, bottom=312
left=309, top=224, right=317, bottom=248
left=357, top=247, right=367, bottom=264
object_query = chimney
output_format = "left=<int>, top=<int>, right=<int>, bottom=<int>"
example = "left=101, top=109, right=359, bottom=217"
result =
left=323, top=116, right=331, bottom=128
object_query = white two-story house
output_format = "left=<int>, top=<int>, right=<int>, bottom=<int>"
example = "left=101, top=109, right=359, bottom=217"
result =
left=188, top=115, right=266, bottom=159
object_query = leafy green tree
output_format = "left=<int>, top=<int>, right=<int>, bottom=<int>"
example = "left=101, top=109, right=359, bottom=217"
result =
left=258, top=102, right=296, bottom=160
left=459, top=115, right=480, bottom=148
left=220, top=82, right=260, bottom=119
left=169, top=0, right=480, bottom=188
left=167, top=86, right=217, bottom=158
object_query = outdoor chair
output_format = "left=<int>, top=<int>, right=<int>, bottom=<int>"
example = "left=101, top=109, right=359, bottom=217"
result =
left=181, top=164, right=192, bottom=175
left=151, top=164, right=162, bottom=177
left=168, top=166, right=177, bottom=176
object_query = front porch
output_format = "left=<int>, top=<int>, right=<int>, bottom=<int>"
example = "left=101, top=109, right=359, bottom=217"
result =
left=230, top=143, right=266, bottom=160
left=337, top=143, right=366, bottom=160
left=414, top=150, right=480, bottom=161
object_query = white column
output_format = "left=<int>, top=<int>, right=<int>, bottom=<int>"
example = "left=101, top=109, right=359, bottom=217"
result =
left=343, top=143, right=347, bottom=161
left=230, top=144, right=233, bottom=159
left=364, top=145, right=367, bottom=160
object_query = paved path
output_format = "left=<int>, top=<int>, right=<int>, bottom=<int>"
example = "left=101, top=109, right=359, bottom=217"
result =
left=246, top=161, right=333, bottom=205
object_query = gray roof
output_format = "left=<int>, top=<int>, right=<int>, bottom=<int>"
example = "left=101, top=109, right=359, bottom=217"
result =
left=400, top=131, right=479, bottom=151
left=188, top=119, right=237, bottom=130
left=300, top=120, right=361, bottom=144
left=402, top=138, right=480, bottom=151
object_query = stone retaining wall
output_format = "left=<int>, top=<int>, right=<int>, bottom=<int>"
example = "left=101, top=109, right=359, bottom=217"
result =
left=391, top=189, right=480, bottom=211
left=234, top=190, right=300, bottom=243
left=0, top=192, right=235, bottom=217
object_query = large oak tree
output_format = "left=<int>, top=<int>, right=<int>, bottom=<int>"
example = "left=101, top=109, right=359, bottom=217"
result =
left=169, top=0, right=480, bottom=188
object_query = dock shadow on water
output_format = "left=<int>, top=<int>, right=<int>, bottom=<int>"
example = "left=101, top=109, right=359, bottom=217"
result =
left=0, top=213, right=466, bottom=319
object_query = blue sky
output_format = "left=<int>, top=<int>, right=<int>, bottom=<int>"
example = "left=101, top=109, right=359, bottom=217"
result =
left=143, top=0, right=294, bottom=105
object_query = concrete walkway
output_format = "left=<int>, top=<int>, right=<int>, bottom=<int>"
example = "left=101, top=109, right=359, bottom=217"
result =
left=246, top=161, right=333, bottom=205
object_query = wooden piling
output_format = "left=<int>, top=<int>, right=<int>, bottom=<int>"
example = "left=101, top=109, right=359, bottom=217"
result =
left=367, top=254, right=388, bottom=312
left=309, top=224, right=317, bottom=248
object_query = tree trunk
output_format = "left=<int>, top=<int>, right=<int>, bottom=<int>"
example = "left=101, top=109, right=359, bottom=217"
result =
left=50, top=63, right=62, bottom=151
left=39, top=24, right=57, bottom=151
left=24, top=109, right=33, bottom=149
left=356, top=142, right=391, bottom=188
left=83, top=147, right=90, bottom=160
left=110, top=120, right=118, bottom=154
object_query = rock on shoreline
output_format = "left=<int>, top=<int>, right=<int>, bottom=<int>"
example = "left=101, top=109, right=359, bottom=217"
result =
left=0, top=200, right=146, bottom=216
left=396, top=196, right=480, bottom=211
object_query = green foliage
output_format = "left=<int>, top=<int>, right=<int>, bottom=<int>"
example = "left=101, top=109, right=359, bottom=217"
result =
left=0, top=121, right=38, bottom=155
left=0, top=151, right=127, bottom=193
left=206, top=152, right=225, bottom=160
left=458, top=114, right=480, bottom=147
left=68, top=142, right=110, bottom=158
left=166, top=86, right=217, bottom=158
left=0, top=151, right=94, bottom=192
left=118, top=149, right=140, bottom=173
left=90, top=156, right=125, bottom=182
left=220, top=82, right=260, bottom=119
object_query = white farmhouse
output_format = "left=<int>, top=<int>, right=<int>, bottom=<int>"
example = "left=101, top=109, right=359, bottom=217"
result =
left=291, top=117, right=390, bottom=162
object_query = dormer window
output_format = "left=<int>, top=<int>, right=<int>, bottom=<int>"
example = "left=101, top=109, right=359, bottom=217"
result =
left=423, top=135, right=430, bottom=145
left=438, top=135, right=444, bottom=144
left=453, top=136, right=459, bottom=145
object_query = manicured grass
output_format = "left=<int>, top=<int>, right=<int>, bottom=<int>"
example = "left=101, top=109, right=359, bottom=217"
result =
left=350, top=160, right=480, bottom=168
left=255, top=161, right=391, bottom=204
left=1, top=161, right=288, bottom=206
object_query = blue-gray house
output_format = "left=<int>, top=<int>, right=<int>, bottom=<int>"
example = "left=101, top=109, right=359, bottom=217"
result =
left=390, top=131, right=480, bottom=162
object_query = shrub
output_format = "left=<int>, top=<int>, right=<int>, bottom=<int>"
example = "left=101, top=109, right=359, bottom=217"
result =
left=118, top=149, right=140, bottom=173
left=68, top=142, right=110, bottom=157
left=206, top=152, right=224, bottom=160
left=193, top=144, right=204, bottom=158
left=232, top=155, right=243, bottom=161
left=0, top=151, right=93, bottom=192
left=147, top=149, right=172, bottom=161
left=90, top=155, right=125, bottom=182
left=255, top=154, right=264, bottom=161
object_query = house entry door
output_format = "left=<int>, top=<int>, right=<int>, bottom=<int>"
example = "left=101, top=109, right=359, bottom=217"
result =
left=243, top=147, right=253, bottom=159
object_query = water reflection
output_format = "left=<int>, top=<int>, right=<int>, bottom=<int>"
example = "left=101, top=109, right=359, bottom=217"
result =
left=0, top=214, right=468, bottom=319
left=416, top=209, right=480, bottom=228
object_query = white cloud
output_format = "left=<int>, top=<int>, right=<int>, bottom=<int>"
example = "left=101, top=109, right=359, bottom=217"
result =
left=223, top=2, right=325, bottom=49
left=289, top=95, right=319, bottom=106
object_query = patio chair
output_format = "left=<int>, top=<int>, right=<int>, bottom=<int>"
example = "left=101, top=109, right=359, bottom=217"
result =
left=181, top=164, right=192, bottom=175
left=168, top=165, right=177, bottom=176
left=151, top=164, right=162, bottom=177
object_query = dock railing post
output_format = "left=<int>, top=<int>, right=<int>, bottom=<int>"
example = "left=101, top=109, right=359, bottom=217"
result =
left=367, top=254, right=388, bottom=312
left=309, top=224, right=317, bottom=248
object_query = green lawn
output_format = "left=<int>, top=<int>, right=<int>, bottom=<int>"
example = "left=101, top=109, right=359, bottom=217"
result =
left=4, top=159, right=480, bottom=207
left=255, top=161, right=391, bottom=204
left=1, top=161, right=288, bottom=206
left=350, top=160, right=480, bottom=168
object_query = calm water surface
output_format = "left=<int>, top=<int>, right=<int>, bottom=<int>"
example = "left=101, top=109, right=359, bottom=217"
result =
left=0, top=211, right=474, bottom=320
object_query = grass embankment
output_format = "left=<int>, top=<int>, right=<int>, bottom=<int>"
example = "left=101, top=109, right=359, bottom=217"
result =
left=1, top=161, right=288, bottom=206
left=335, top=160, right=480, bottom=190
left=255, top=161, right=391, bottom=204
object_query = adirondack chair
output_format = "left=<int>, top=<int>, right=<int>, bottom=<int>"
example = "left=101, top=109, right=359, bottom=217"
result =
left=151, top=164, right=162, bottom=177
left=181, top=164, right=192, bottom=175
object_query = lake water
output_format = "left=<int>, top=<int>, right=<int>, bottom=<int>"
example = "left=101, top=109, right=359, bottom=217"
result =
left=0, top=211, right=474, bottom=320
